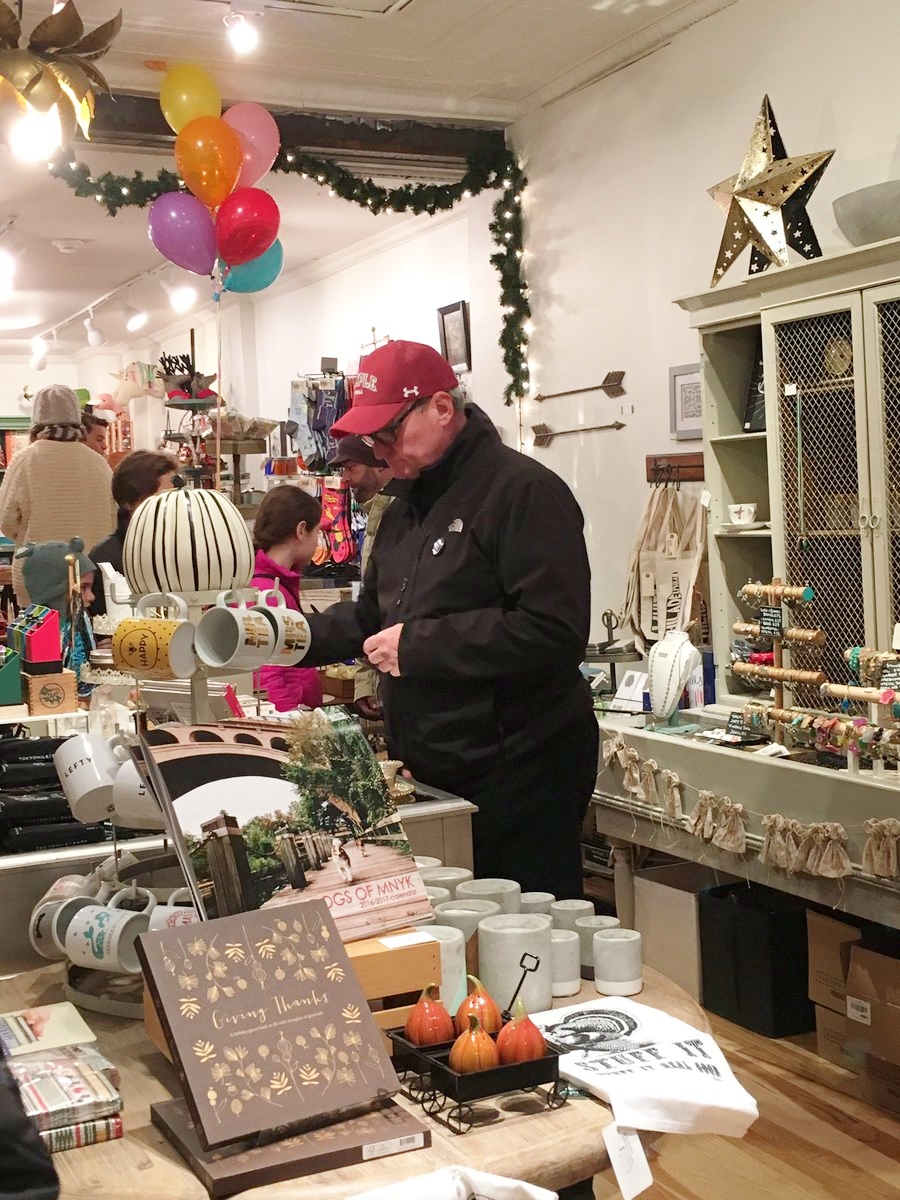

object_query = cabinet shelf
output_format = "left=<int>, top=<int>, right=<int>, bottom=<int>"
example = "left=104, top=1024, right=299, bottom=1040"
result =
left=791, top=377, right=854, bottom=396
left=709, top=432, right=768, bottom=445
left=714, top=530, right=772, bottom=539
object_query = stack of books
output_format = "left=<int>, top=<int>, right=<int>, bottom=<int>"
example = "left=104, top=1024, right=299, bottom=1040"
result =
left=2, top=1002, right=124, bottom=1154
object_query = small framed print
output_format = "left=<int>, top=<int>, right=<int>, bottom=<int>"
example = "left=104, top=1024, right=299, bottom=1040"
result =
left=669, top=363, right=702, bottom=441
left=437, top=301, right=471, bottom=373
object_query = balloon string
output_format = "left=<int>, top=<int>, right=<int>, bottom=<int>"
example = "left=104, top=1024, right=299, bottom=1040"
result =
left=215, top=294, right=222, bottom=493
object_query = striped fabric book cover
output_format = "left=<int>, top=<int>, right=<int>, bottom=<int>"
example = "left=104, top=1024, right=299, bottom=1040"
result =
left=40, top=1114, right=123, bottom=1153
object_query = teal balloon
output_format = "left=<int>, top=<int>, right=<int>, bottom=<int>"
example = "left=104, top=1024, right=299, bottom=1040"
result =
left=223, top=239, right=284, bottom=293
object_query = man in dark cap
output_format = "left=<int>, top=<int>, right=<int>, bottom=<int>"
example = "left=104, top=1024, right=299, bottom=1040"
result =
left=306, top=340, right=597, bottom=898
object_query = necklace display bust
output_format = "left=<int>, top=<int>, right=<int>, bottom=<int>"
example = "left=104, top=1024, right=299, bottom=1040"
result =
left=647, top=630, right=701, bottom=720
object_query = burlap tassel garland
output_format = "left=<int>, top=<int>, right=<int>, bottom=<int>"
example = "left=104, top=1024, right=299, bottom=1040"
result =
left=702, top=793, right=719, bottom=841
left=686, top=789, right=714, bottom=837
left=602, top=731, right=628, bottom=769
left=759, top=813, right=789, bottom=869
left=623, top=747, right=644, bottom=798
left=660, top=771, right=684, bottom=821
left=712, top=799, right=747, bottom=854
left=816, top=822, right=853, bottom=879
left=640, top=758, right=660, bottom=808
left=862, top=818, right=900, bottom=878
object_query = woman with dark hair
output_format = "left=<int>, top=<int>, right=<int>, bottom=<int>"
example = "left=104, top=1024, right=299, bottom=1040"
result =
left=251, top=485, right=324, bottom=711
left=89, top=450, right=180, bottom=618
left=0, top=385, right=116, bottom=605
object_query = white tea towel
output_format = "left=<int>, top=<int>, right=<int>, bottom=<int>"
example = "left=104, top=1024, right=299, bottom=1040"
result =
left=533, top=997, right=758, bottom=1138
left=346, top=1166, right=558, bottom=1200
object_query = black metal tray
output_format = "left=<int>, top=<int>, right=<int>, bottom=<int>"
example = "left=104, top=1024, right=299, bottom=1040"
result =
left=387, top=1029, right=565, bottom=1134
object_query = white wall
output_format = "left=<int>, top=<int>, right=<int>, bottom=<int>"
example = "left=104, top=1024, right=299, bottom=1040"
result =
left=511, top=0, right=900, bottom=636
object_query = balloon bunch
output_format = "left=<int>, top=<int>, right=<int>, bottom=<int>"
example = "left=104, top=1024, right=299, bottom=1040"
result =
left=147, top=64, right=284, bottom=294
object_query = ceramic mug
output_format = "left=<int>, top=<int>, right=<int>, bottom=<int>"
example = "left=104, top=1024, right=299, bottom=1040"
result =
left=29, top=887, right=94, bottom=961
left=147, top=888, right=199, bottom=931
left=195, top=590, right=277, bottom=670
left=251, top=589, right=311, bottom=666
left=727, top=503, right=757, bottom=525
left=112, top=592, right=197, bottom=680
left=107, top=885, right=157, bottom=915
left=64, top=903, right=150, bottom=974
left=53, top=732, right=132, bottom=823
left=49, top=896, right=97, bottom=957
left=111, top=759, right=166, bottom=831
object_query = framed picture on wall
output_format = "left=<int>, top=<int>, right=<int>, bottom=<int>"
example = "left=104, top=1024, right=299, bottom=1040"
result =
left=669, top=363, right=702, bottom=441
left=437, top=301, right=471, bottom=372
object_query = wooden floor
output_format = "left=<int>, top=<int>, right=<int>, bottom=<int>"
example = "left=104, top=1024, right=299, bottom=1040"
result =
left=592, top=1013, right=900, bottom=1200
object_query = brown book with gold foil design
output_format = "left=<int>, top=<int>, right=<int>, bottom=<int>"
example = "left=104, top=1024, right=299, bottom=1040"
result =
left=137, top=899, right=399, bottom=1150
left=150, top=1097, right=429, bottom=1197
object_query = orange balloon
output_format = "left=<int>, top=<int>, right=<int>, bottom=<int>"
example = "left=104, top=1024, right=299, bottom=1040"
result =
left=174, top=116, right=243, bottom=210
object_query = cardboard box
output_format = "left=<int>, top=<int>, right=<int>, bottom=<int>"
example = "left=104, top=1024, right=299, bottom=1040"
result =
left=634, top=862, right=739, bottom=1002
left=845, top=945, right=900, bottom=1068
left=23, top=669, right=76, bottom=716
left=807, top=911, right=862, bottom=1014
left=859, top=1054, right=900, bottom=1117
left=814, top=1005, right=863, bottom=1073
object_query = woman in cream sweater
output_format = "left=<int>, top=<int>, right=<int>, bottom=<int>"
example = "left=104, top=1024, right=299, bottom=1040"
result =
left=0, top=385, right=116, bottom=604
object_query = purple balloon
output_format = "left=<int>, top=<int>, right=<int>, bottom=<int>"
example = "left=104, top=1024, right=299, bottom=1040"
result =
left=148, top=192, right=216, bottom=276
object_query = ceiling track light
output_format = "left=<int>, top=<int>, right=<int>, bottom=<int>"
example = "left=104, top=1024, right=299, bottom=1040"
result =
left=123, top=297, right=148, bottom=334
left=161, top=275, right=198, bottom=315
left=84, top=311, right=106, bottom=349
left=29, top=334, right=48, bottom=372
left=224, top=2, right=263, bottom=54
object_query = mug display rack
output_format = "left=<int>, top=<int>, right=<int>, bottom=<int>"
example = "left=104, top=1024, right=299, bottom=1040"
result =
left=387, top=1030, right=565, bottom=1135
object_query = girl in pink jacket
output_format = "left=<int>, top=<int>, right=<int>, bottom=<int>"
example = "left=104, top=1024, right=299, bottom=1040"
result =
left=251, top=486, right=324, bottom=711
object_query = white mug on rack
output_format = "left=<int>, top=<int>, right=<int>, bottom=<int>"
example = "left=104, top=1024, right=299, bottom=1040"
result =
left=195, top=590, right=277, bottom=670
left=251, top=589, right=311, bottom=666
left=53, top=732, right=132, bottom=823
left=147, top=888, right=199, bottom=931
left=64, top=902, right=149, bottom=975
left=107, top=885, right=157, bottom=916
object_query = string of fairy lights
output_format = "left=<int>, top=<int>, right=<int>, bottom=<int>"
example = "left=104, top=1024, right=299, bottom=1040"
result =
left=50, top=144, right=531, bottom=404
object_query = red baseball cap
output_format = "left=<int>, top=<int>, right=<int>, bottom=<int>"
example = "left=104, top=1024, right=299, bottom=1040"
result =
left=330, top=340, right=458, bottom=437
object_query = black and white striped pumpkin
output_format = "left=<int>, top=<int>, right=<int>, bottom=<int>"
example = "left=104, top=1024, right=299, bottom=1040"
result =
left=123, top=488, right=254, bottom=596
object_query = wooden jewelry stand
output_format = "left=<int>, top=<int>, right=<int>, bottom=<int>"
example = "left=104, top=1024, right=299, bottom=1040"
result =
left=733, top=578, right=824, bottom=745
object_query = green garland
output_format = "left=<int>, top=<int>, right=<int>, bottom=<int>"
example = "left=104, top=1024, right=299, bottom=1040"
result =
left=51, top=143, right=529, bottom=404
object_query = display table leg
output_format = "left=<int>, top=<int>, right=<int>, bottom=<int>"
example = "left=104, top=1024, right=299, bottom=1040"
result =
left=609, top=838, right=635, bottom=927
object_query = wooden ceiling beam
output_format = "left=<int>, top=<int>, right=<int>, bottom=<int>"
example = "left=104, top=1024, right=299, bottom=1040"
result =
left=87, top=93, right=506, bottom=167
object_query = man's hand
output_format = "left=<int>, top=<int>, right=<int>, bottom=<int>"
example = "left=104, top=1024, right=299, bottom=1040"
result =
left=363, top=624, right=404, bottom=676
left=353, top=695, right=383, bottom=721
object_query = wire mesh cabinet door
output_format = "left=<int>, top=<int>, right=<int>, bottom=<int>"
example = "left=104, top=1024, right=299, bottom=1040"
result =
left=862, top=283, right=900, bottom=646
left=763, top=290, right=876, bottom=709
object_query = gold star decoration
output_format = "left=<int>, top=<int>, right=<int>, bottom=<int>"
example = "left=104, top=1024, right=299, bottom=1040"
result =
left=708, top=95, right=834, bottom=287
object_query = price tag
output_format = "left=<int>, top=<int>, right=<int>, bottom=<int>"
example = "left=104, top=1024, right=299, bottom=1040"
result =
left=602, top=1123, right=653, bottom=1199
left=880, top=661, right=900, bottom=689
left=784, top=383, right=798, bottom=396
left=758, top=606, right=783, bottom=637
left=699, top=489, right=711, bottom=509
left=665, top=532, right=679, bottom=559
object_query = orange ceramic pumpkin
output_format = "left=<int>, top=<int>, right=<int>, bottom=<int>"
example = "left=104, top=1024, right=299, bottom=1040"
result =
left=448, top=1013, right=500, bottom=1074
left=404, top=983, right=455, bottom=1046
left=496, top=997, right=547, bottom=1064
left=455, top=973, right=502, bottom=1035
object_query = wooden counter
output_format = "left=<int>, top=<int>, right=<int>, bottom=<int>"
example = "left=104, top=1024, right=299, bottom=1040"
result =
left=4, top=965, right=708, bottom=1200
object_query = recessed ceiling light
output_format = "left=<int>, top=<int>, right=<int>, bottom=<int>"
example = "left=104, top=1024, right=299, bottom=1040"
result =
left=52, top=238, right=87, bottom=254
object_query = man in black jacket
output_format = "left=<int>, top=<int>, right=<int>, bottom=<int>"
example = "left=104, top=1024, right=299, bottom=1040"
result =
left=306, top=340, right=598, bottom=898
left=0, top=1051, right=59, bottom=1200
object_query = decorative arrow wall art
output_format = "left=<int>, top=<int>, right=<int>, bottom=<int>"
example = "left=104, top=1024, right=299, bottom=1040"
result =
left=532, top=420, right=626, bottom=448
left=533, top=371, right=626, bottom=403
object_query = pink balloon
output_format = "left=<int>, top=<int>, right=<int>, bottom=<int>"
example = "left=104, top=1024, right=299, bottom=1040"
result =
left=223, top=102, right=280, bottom=188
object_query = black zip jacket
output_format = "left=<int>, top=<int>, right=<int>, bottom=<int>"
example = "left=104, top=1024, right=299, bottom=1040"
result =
left=305, top=407, right=593, bottom=790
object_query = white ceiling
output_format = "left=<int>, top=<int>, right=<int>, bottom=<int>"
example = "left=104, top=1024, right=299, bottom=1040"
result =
left=0, top=0, right=736, bottom=361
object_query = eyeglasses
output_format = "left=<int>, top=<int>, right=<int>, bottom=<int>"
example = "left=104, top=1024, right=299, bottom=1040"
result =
left=363, top=395, right=430, bottom=447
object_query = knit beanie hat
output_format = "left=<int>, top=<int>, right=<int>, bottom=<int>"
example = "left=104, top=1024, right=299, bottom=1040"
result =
left=15, top=538, right=95, bottom=614
left=31, top=384, right=81, bottom=428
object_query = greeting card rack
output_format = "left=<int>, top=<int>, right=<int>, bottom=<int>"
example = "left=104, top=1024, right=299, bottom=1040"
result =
left=387, top=1031, right=565, bottom=1135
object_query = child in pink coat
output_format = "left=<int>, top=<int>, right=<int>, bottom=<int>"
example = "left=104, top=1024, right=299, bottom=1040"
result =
left=251, top=486, right=324, bottom=711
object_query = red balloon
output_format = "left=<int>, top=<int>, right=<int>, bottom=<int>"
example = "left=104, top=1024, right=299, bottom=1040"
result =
left=215, top=188, right=280, bottom=266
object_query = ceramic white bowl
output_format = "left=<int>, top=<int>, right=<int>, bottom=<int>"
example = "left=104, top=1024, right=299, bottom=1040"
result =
left=833, top=181, right=900, bottom=248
